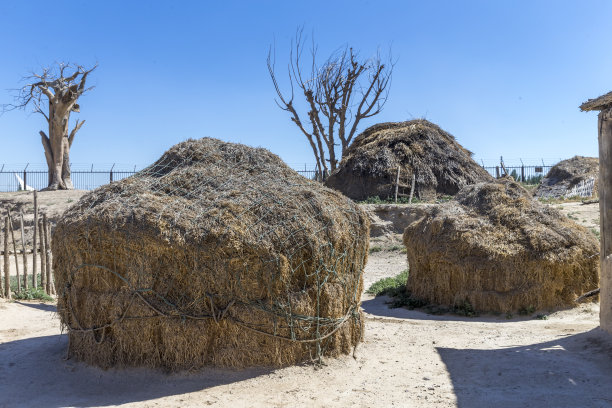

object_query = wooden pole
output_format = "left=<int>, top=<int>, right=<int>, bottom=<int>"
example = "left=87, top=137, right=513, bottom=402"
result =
left=495, top=166, right=500, bottom=178
left=4, top=216, right=10, bottom=299
left=8, top=210, right=20, bottom=293
left=409, top=173, right=416, bottom=204
left=0, top=216, right=3, bottom=298
left=39, top=218, right=46, bottom=293
left=19, top=210, right=28, bottom=290
left=521, top=165, right=525, bottom=183
left=598, top=109, right=612, bottom=333
left=394, top=167, right=400, bottom=203
left=43, top=214, right=52, bottom=295
left=32, top=191, right=38, bottom=288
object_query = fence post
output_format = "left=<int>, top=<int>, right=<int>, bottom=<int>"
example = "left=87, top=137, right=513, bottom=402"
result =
left=39, top=218, right=46, bottom=293
left=409, top=173, right=416, bottom=204
left=20, top=210, right=27, bottom=290
left=495, top=166, right=500, bottom=178
left=43, top=214, right=53, bottom=295
left=32, top=191, right=38, bottom=288
left=394, top=167, right=400, bottom=203
left=4, top=215, right=10, bottom=299
left=110, top=163, right=115, bottom=183
left=8, top=210, right=20, bottom=293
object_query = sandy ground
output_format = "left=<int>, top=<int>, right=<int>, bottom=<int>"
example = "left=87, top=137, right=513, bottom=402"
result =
left=1, top=197, right=611, bottom=407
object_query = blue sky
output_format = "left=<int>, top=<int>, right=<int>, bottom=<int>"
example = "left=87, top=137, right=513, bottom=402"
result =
left=1, top=0, right=611, bottom=170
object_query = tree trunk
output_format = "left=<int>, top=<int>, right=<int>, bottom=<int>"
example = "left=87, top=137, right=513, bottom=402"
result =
left=42, top=102, right=74, bottom=190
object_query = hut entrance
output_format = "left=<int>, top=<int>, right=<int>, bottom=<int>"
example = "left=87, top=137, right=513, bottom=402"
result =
left=581, top=92, right=612, bottom=335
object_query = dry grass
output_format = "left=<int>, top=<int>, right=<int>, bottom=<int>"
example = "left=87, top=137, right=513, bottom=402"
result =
left=403, top=178, right=599, bottom=313
left=53, top=137, right=369, bottom=370
left=325, top=120, right=492, bottom=201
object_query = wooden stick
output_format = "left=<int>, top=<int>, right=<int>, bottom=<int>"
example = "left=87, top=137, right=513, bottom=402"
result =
left=0, top=216, right=3, bottom=298
left=43, top=213, right=52, bottom=295
left=394, top=167, right=400, bottom=203
left=32, top=191, right=38, bottom=288
left=39, top=218, right=46, bottom=293
left=4, top=216, right=10, bottom=299
left=19, top=210, right=28, bottom=290
left=409, top=173, right=416, bottom=204
left=7, top=210, right=20, bottom=293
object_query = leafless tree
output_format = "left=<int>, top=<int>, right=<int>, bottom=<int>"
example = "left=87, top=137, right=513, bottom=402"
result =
left=5, top=63, right=97, bottom=190
left=268, top=30, right=393, bottom=176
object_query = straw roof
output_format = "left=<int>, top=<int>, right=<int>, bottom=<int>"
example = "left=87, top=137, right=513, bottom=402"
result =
left=53, top=137, right=369, bottom=370
left=403, top=178, right=599, bottom=313
left=580, top=91, right=612, bottom=112
left=534, top=156, right=598, bottom=199
left=324, top=120, right=493, bottom=201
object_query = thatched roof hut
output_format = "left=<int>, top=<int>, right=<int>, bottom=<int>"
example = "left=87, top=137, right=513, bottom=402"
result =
left=53, top=138, right=369, bottom=370
left=403, top=179, right=599, bottom=313
left=534, top=156, right=598, bottom=199
left=324, top=120, right=493, bottom=201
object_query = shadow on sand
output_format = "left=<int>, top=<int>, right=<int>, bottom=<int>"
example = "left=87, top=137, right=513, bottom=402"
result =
left=14, top=301, right=57, bottom=313
left=437, top=328, right=612, bottom=408
left=0, top=333, right=273, bottom=408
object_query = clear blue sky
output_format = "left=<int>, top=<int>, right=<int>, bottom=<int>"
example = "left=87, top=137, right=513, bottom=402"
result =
left=1, top=0, right=611, bottom=170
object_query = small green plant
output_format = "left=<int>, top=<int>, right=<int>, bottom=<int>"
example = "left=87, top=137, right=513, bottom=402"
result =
left=505, top=312, right=513, bottom=319
left=388, top=245, right=404, bottom=252
left=369, top=246, right=383, bottom=253
left=535, top=314, right=548, bottom=320
left=358, top=196, right=423, bottom=205
left=518, top=305, right=535, bottom=315
left=591, top=228, right=601, bottom=240
left=13, top=287, right=54, bottom=302
left=454, top=299, right=477, bottom=317
left=366, top=269, right=409, bottom=295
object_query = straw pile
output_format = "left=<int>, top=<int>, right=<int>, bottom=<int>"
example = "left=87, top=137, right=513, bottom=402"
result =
left=535, top=156, right=599, bottom=199
left=403, top=178, right=599, bottom=313
left=324, top=120, right=493, bottom=201
left=53, top=138, right=369, bottom=370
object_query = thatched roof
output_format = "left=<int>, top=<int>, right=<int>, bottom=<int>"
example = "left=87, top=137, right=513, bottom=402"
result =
left=580, top=91, right=612, bottom=111
left=534, top=156, right=598, bottom=198
left=53, top=137, right=369, bottom=369
left=324, top=120, right=493, bottom=201
left=403, top=179, right=599, bottom=313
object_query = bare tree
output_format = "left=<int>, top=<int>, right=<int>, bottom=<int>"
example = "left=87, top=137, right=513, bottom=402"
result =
left=268, top=31, right=393, bottom=176
left=5, top=63, right=96, bottom=190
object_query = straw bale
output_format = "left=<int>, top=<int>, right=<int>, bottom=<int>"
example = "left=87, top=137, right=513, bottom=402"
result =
left=403, top=178, right=599, bottom=313
left=324, top=120, right=492, bottom=201
left=52, top=137, right=369, bottom=370
left=534, top=156, right=598, bottom=199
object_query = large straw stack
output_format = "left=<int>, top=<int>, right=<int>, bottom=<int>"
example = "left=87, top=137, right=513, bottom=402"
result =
left=53, top=138, right=369, bottom=370
left=325, top=120, right=492, bottom=201
left=403, top=179, right=599, bottom=313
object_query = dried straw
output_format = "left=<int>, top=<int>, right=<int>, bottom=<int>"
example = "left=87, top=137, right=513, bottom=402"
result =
left=53, top=138, right=369, bottom=370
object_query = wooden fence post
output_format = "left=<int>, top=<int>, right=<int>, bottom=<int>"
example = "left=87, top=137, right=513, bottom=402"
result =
left=394, top=167, right=400, bottom=203
left=0, top=216, right=3, bottom=298
left=32, top=191, right=38, bottom=288
left=20, top=210, right=28, bottom=290
left=43, top=214, right=52, bottom=295
left=409, top=173, right=416, bottom=204
left=495, top=166, right=500, bottom=178
left=4, top=215, right=10, bottom=299
left=8, top=210, right=20, bottom=293
left=39, top=218, right=46, bottom=292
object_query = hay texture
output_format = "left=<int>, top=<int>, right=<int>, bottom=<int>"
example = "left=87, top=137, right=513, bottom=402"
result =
left=534, top=156, right=598, bottom=199
left=324, top=120, right=493, bottom=201
left=403, top=179, right=599, bottom=313
left=53, top=138, right=369, bottom=370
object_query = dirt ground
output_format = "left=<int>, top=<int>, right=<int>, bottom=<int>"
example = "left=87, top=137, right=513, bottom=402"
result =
left=1, top=195, right=611, bottom=407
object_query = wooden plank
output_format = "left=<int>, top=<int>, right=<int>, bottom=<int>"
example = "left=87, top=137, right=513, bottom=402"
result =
left=8, top=211, right=20, bottom=292
left=599, top=109, right=612, bottom=333
left=39, top=218, right=46, bottom=293
left=43, top=214, right=52, bottom=295
left=409, top=173, right=416, bottom=204
left=19, top=210, right=27, bottom=290
left=4, top=216, right=10, bottom=299
left=32, top=191, right=38, bottom=288
left=394, top=167, right=400, bottom=203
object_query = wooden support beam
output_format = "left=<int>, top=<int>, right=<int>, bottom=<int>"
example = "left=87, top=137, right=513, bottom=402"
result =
left=598, top=109, right=612, bottom=334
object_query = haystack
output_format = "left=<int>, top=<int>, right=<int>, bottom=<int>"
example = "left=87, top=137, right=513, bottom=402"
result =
left=53, top=138, right=369, bottom=370
left=534, top=156, right=599, bottom=199
left=403, top=178, right=599, bottom=313
left=324, top=120, right=493, bottom=201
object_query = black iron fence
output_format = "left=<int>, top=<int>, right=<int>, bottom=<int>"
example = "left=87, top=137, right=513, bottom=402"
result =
left=0, top=168, right=321, bottom=192
left=482, top=165, right=553, bottom=183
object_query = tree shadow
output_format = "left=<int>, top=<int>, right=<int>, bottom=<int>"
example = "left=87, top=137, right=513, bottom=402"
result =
left=14, top=300, right=57, bottom=313
left=0, top=333, right=273, bottom=408
left=436, top=328, right=612, bottom=408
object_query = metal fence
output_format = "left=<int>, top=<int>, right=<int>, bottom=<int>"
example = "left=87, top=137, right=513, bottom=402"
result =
left=0, top=168, right=321, bottom=192
left=482, top=165, right=553, bottom=183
